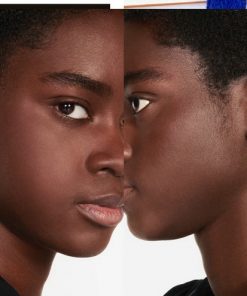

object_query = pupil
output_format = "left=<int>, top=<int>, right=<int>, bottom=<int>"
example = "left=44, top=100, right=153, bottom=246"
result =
left=132, top=98, right=140, bottom=111
left=59, top=103, right=74, bottom=115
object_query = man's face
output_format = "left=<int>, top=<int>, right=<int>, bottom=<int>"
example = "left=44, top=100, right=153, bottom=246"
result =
left=0, top=12, right=124, bottom=257
left=124, top=23, right=245, bottom=240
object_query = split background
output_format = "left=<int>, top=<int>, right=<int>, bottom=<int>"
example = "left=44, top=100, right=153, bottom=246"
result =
left=3, top=0, right=206, bottom=294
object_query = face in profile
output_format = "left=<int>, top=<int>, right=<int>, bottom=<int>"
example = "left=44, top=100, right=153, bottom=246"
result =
left=124, top=22, right=245, bottom=240
left=0, top=11, right=124, bottom=257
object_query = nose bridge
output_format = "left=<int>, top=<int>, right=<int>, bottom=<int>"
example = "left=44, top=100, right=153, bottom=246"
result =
left=86, top=121, right=124, bottom=177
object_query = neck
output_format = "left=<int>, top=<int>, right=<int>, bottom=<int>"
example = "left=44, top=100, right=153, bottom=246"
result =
left=0, top=224, right=55, bottom=296
left=196, top=192, right=247, bottom=296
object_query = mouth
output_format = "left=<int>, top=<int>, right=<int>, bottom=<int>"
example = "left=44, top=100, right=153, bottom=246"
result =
left=76, top=195, right=124, bottom=227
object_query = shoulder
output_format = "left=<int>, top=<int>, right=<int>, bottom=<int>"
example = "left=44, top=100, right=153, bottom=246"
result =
left=164, top=278, right=214, bottom=296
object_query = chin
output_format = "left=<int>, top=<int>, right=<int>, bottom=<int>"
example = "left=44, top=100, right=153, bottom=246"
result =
left=127, top=216, right=191, bottom=241
left=58, top=243, right=109, bottom=258
left=127, top=217, right=161, bottom=241
left=47, top=229, right=114, bottom=258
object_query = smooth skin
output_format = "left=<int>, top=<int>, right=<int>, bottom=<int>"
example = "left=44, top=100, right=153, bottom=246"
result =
left=124, top=23, right=247, bottom=296
left=0, top=11, right=123, bottom=296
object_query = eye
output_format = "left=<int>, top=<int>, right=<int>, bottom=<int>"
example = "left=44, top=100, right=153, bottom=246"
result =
left=56, top=102, right=89, bottom=119
left=129, top=96, right=151, bottom=114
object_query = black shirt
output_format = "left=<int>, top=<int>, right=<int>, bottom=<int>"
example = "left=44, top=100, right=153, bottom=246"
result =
left=164, top=278, right=214, bottom=296
left=0, top=276, right=19, bottom=296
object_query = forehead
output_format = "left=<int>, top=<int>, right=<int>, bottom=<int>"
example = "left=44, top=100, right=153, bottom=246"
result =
left=125, top=22, right=201, bottom=87
left=40, top=12, right=123, bottom=81
left=5, top=11, right=123, bottom=96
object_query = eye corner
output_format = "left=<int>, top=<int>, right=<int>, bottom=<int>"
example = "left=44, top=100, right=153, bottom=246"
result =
left=128, top=95, right=151, bottom=114
left=55, top=101, right=90, bottom=121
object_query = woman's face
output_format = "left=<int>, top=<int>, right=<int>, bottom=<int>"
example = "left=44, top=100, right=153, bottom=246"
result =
left=124, top=23, right=245, bottom=240
left=0, top=12, right=124, bottom=257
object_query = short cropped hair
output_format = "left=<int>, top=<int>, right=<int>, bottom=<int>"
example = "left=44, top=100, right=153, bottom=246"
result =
left=0, top=7, right=107, bottom=75
left=125, top=10, right=247, bottom=96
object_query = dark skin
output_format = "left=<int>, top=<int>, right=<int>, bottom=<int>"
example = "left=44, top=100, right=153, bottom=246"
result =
left=0, top=11, right=123, bottom=296
left=124, top=23, right=247, bottom=296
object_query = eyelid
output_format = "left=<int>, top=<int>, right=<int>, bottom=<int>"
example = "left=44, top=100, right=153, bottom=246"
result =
left=128, top=94, right=152, bottom=114
left=51, top=96, right=92, bottom=121
left=58, top=103, right=89, bottom=119
left=50, top=95, right=90, bottom=106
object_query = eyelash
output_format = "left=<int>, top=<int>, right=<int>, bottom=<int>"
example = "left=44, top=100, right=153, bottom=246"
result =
left=53, top=99, right=91, bottom=122
left=128, top=95, right=151, bottom=114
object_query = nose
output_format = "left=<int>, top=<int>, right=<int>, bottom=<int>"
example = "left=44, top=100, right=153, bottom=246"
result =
left=123, top=119, right=133, bottom=162
left=124, top=139, right=132, bottom=161
left=86, top=125, right=124, bottom=178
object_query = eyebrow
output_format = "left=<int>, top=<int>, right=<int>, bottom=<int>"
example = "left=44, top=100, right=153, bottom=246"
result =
left=41, top=71, right=113, bottom=97
left=124, top=68, right=166, bottom=85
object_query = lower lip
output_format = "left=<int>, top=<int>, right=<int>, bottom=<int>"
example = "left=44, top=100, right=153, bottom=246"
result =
left=77, top=204, right=123, bottom=227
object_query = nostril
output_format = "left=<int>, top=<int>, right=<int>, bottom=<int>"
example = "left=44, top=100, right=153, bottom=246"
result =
left=120, top=118, right=125, bottom=128
left=86, top=152, right=124, bottom=177
left=98, top=167, right=123, bottom=178
left=100, top=167, right=112, bottom=174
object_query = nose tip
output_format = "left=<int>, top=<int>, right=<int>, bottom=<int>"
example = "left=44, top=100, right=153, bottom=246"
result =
left=124, top=141, right=132, bottom=161
left=86, top=118, right=126, bottom=178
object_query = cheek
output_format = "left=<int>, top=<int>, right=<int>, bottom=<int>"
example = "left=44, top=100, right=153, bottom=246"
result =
left=0, top=96, right=89, bottom=197
left=0, top=117, right=114, bottom=256
left=0, top=132, right=62, bottom=225
left=128, top=108, right=242, bottom=238
left=1, top=127, right=75, bottom=196
left=0, top=109, right=84, bottom=230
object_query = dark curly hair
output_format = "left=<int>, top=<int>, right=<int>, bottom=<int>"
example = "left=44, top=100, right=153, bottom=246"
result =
left=125, top=10, right=247, bottom=96
left=0, top=6, right=109, bottom=76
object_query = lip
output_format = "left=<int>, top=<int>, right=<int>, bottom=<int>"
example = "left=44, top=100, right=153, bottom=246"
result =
left=76, top=195, right=124, bottom=227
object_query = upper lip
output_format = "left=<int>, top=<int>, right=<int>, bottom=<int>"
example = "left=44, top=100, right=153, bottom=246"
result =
left=77, top=194, right=124, bottom=208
